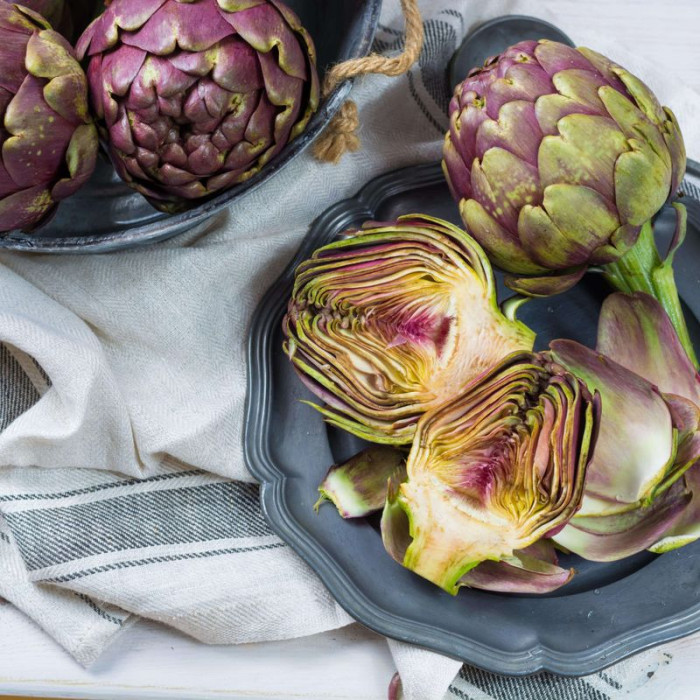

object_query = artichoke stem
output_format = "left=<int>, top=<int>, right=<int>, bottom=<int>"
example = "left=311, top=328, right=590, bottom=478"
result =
left=602, top=211, right=698, bottom=369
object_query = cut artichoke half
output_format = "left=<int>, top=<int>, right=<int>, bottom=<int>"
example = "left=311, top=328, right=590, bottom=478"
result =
left=314, top=443, right=576, bottom=595
left=284, top=214, right=536, bottom=444
left=380, top=351, right=598, bottom=595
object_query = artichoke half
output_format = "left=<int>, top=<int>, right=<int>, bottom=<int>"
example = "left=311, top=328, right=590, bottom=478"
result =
left=442, top=39, right=696, bottom=366
left=0, top=3, right=98, bottom=232
left=76, top=0, right=319, bottom=212
left=316, top=445, right=576, bottom=594
left=552, top=293, right=700, bottom=560
left=381, top=351, right=599, bottom=594
left=284, top=214, right=535, bottom=444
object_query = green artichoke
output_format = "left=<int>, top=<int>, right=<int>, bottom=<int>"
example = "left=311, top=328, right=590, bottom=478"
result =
left=76, top=0, right=319, bottom=212
left=443, top=39, right=696, bottom=366
left=551, top=293, right=700, bottom=560
left=0, top=3, right=98, bottom=232
left=380, top=351, right=598, bottom=594
left=283, top=214, right=535, bottom=444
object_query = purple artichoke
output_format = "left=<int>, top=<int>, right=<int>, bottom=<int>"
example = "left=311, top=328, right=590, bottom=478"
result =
left=0, top=4, right=98, bottom=232
left=76, top=0, right=320, bottom=212
left=443, top=40, right=696, bottom=366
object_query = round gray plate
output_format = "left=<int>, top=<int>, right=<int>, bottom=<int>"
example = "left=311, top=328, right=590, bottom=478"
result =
left=0, top=0, right=381, bottom=253
left=244, top=161, right=700, bottom=675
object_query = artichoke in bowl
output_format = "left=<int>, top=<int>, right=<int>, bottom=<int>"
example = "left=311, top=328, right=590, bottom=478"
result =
left=283, top=214, right=536, bottom=444
left=0, top=3, right=98, bottom=232
left=443, top=39, right=696, bottom=366
left=76, top=0, right=320, bottom=212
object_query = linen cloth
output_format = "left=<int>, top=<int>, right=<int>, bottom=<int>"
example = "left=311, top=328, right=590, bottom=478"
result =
left=1, top=1, right=699, bottom=698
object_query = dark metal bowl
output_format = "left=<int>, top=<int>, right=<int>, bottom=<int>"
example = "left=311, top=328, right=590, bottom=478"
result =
left=0, top=0, right=381, bottom=254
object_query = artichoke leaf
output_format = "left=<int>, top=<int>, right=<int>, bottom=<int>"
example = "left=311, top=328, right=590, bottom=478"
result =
left=596, top=292, right=700, bottom=405
left=315, top=446, right=406, bottom=519
left=551, top=339, right=676, bottom=505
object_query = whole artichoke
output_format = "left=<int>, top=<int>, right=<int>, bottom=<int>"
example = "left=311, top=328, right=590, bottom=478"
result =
left=76, top=0, right=319, bottom=212
left=443, top=40, right=695, bottom=365
left=381, top=351, right=599, bottom=594
left=551, top=293, right=700, bottom=560
left=0, top=4, right=98, bottom=232
left=283, top=214, right=536, bottom=444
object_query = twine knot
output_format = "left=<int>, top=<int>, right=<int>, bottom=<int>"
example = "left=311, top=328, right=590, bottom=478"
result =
left=312, top=101, right=361, bottom=164
left=312, top=0, right=424, bottom=164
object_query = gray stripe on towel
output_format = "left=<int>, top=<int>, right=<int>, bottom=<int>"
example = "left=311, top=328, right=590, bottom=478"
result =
left=4, top=481, right=272, bottom=570
left=0, top=344, right=40, bottom=431
left=44, top=541, right=286, bottom=584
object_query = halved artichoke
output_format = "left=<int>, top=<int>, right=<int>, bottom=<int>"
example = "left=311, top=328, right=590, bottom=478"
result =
left=316, top=444, right=576, bottom=594
left=552, top=293, right=700, bottom=560
left=380, top=351, right=598, bottom=594
left=284, top=214, right=535, bottom=444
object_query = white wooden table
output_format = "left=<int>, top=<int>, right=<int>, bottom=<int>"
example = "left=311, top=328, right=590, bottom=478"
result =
left=1, top=2, right=699, bottom=698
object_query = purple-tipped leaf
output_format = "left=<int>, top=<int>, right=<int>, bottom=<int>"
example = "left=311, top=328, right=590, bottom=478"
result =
left=551, top=339, right=676, bottom=505
left=554, top=481, right=691, bottom=561
left=597, top=292, right=700, bottom=405
left=651, top=463, right=700, bottom=553
left=459, top=541, right=574, bottom=594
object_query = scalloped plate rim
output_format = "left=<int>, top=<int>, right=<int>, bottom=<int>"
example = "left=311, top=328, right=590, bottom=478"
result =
left=244, top=158, right=700, bottom=676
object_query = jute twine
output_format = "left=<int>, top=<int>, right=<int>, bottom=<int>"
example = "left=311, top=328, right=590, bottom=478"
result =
left=312, top=0, right=425, bottom=164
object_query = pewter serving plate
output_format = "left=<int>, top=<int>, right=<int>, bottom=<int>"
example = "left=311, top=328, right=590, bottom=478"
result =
left=0, top=0, right=381, bottom=253
left=244, top=160, right=700, bottom=675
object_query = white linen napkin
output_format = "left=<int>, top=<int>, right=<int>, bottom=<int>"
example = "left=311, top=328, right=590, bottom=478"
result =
left=1, top=1, right=699, bottom=698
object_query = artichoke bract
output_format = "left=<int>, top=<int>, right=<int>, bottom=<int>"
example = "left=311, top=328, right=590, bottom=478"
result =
left=443, top=40, right=696, bottom=366
left=381, top=351, right=599, bottom=595
left=315, top=446, right=407, bottom=519
left=283, top=214, right=536, bottom=444
left=76, top=0, right=319, bottom=212
left=551, top=293, right=700, bottom=560
left=0, top=4, right=98, bottom=232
